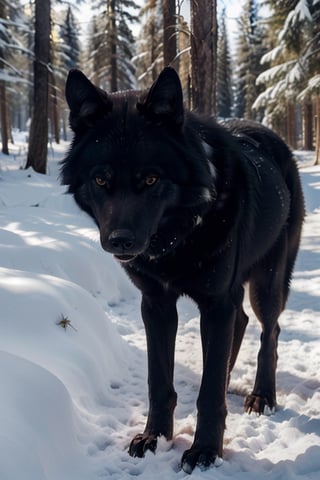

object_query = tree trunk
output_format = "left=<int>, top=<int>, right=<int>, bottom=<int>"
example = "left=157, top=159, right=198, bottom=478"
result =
left=302, top=100, right=313, bottom=150
left=315, top=97, right=320, bottom=165
left=109, top=0, right=117, bottom=92
left=190, top=0, right=217, bottom=115
left=0, top=82, right=9, bottom=155
left=7, top=106, right=13, bottom=143
left=50, top=72, right=60, bottom=144
left=26, top=0, right=51, bottom=174
left=0, top=0, right=9, bottom=155
left=286, top=102, right=296, bottom=150
left=150, top=22, right=159, bottom=81
left=162, top=0, right=177, bottom=67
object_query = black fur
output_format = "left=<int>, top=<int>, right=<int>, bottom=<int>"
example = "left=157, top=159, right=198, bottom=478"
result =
left=61, top=67, right=305, bottom=473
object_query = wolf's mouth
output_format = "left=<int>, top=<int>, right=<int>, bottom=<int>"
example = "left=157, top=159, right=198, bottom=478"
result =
left=114, top=253, right=137, bottom=263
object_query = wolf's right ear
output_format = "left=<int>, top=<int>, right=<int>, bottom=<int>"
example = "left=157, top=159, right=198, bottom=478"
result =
left=65, top=70, right=112, bottom=132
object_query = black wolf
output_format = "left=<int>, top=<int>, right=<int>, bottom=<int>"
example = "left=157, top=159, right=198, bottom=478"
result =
left=61, top=67, right=304, bottom=473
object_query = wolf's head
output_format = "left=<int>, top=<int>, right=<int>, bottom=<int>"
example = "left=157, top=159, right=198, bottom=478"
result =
left=61, top=68, right=216, bottom=263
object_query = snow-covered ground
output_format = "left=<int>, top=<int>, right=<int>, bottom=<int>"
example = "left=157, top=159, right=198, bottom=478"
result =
left=0, top=134, right=319, bottom=480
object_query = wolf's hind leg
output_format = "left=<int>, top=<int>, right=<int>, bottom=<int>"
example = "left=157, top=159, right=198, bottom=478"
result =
left=229, top=286, right=249, bottom=376
left=246, top=232, right=290, bottom=415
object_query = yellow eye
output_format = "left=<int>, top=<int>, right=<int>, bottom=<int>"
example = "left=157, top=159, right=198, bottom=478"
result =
left=145, top=176, right=158, bottom=187
left=95, top=176, right=106, bottom=187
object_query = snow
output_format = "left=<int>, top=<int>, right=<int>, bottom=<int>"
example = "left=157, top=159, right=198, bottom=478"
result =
left=277, top=0, right=312, bottom=44
left=0, top=134, right=319, bottom=479
left=256, top=61, right=295, bottom=85
left=261, top=45, right=283, bottom=65
left=299, top=75, right=320, bottom=100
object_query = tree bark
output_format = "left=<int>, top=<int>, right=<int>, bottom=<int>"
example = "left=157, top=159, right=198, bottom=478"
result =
left=0, top=82, right=9, bottom=155
left=108, top=0, right=117, bottom=92
left=0, top=0, right=9, bottom=155
left=302, top=100, right=313, bottom=150
left=26, top=0, right=51, bottom=174
left=315, top=97, right=320, bottom=165
left=162, top=0, right=177, bottom=67
left=286, top=102, right=296, bottom=150
left=49, top=72, right=60, bottom=144
left=190, top=0, right=217, bottom=115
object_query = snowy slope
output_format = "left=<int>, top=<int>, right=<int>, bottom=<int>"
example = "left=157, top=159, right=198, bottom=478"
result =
left=0, top=137, right=319, bottom=479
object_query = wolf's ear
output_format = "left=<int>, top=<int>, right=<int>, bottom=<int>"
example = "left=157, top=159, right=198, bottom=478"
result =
left=139, top=67, right=184, bottom=128
left=66, top=70, right=112, bottom=132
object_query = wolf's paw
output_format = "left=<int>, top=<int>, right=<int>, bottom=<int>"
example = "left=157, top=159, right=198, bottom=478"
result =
left=245, top=393, right=276, bottom=416
left=181, top=446, right=223, bottom=474
left=128, top=433, right=158, bottom=458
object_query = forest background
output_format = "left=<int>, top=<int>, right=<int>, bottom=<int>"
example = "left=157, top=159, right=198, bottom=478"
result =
left=0, top=0, right=319, bottom=172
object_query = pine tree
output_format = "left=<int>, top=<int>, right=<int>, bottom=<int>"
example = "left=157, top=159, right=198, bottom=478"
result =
left=136, top=1, right=191, bottom=103
left=87, top=0, right=138, bottom=92
left=233, top=0, right=267, bottom=120
left=190, top=0, right=218, bottom=114
left=163, top=0, right=177, bottom=67
left=26, top=0, right=51, bottom=173
left=51, top=6, right=82, bottom=142
left=134, top=0, right=163, bottom=89
left=59, top=6, right=81, bottom=71
left=297, top=0, right=320, bottom=160
left=87, top=16, right=100, bottom=86
left=0, top=0, right=30, bottom=152
left=216, top=9, right=233, bottom=118
left=0, top=0, right=10, bottom=154
left=254, top=0, right=319, bottom=148
left=176, top=13, right=191, bottom=108
left=116, top=10, right=137, bottom=89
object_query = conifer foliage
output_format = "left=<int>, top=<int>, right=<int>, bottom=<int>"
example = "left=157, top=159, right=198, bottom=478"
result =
left=134, top=0, right=163, bottom=88
left=216, top=9, right=233, bottom=119
left=51, top=6, right=81, bottom=142
left=87, top=0, right=138, bottom=92
left=254, top=0, right=320, bottom=153
left=234, top=0, right=267, bottom=121
left=1, top=0, right=319, bottom=164
left=0, top=0, right=29, bottom=154
left=59, top=6, right=81, bottom=71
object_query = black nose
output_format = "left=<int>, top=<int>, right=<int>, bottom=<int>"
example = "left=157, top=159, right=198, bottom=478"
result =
left=108, top=229, right=135, bottom=252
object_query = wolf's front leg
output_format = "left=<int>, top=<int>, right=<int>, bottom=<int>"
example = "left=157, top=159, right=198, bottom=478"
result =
left=129, top=290, right=179, bottom=458
left=181, top=295, right=235, bottom=474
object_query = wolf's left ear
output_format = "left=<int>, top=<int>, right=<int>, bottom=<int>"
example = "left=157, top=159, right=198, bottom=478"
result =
left=139, top=67, right=184, bottom=128
left=66, top=70, right=112, bottom=132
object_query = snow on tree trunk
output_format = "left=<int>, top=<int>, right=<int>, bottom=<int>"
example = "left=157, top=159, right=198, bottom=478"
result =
left=26, top=0, right=51, bottom=174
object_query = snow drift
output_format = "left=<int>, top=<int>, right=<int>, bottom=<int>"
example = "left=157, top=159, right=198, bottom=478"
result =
left=0, top=141, right=319, bottom=479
